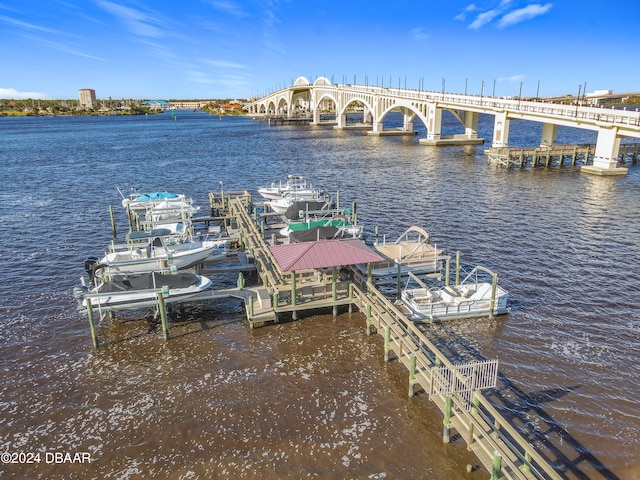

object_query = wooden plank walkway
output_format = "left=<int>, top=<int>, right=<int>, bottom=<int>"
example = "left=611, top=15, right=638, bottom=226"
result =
left=348, top=279, right=563, bottom=480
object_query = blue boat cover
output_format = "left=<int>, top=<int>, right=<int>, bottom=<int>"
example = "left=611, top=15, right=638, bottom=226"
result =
left=134, top=192, right=179, bottom=202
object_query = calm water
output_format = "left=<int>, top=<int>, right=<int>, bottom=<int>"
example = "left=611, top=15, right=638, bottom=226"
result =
left=1, top=111, right=639, bottom=479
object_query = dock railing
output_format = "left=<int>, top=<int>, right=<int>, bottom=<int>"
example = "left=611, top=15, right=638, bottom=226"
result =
left=349, top=277, right=562, bottom=480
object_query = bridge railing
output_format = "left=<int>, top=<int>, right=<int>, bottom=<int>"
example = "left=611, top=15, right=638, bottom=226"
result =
left=334, top=84, right=640, bottom=128
left=255, top=84, right=640, bottom=130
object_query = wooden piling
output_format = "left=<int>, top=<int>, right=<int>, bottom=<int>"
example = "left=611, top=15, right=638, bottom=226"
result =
left=86, top=302, right=99, bottom=348
left=455, top=251, right=461, bottom=285
left=443, top=395, right=452, bottom=443
left=156, top=292, right=169, bottom=340
left=408, top=354, right=416, bottom=397
left=491, top=451, right=502, bottom=480
left=109, top=205, right=117, bottom=239
left=384, top=325, right=391, bottom=362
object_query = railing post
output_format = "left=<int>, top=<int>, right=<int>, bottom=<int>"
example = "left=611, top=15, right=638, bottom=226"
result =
left=491, top=451, right=502, bottom=480
left=443, top=395, right=452, bottom=443
left=384, top=325, right=391, bottom=362
left=408, top=354, right=416, bottom=397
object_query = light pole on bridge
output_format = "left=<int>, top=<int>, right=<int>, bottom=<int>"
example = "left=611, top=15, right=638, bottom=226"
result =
left=518, top=82, right=523, bottom=109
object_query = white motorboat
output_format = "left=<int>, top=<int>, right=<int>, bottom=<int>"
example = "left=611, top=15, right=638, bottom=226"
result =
left=74, top=271, right=212, bottom=311
left=355, top=226, right=448, bottom=279
left=91, top=236, right=227, bottom=276
left=258, top=175, right=316, bottom=200
left=121, top=191, right=186, bottom=212
left=399, top=266, right=509, bottom=323
left=266, top=190, right=330, bottom=214
left=144, top=197, right=200, bottom=223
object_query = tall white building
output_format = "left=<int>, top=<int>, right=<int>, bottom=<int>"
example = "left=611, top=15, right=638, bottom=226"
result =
left=78, top=89, right=97, bottom=108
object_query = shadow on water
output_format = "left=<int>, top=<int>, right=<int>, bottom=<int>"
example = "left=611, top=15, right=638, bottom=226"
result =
left=420, top=323, right=620, bottom=480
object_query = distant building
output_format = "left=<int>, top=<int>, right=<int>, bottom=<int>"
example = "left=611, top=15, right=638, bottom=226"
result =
left=78, top=89, right=97, bottom=108
left=142, top=99, right=171, bottom=110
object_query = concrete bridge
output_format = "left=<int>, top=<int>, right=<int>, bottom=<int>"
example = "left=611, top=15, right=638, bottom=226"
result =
left=249, top=76, right=640, bottom=175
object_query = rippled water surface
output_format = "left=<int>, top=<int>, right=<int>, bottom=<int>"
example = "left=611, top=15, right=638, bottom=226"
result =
left=1, top=112, right=639, bottom=479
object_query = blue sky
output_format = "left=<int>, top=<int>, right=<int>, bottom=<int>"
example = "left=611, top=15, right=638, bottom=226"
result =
left=1, top=0, right=639, bottom=100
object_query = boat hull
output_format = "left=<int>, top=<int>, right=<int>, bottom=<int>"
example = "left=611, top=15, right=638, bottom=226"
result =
left=77, top=272, right=212, bottom=311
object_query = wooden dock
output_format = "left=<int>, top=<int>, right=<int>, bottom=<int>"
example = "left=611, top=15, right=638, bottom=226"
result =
left=222, top=195, right=567, bottom=478
left=486, top=143, right=640, bottom=169
left=89, top=190, right=581, bottom=478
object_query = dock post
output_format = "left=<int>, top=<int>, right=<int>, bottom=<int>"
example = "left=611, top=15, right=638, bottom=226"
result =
left=384, top=325, right=391, bottom=362
left=86, top=302, right=99, bottom=348
left=396, top=261, right=402, bottom=299
left=443, top=395, right=452, bottom=443
left=366, top=263, right=373, bottom=294
left=455, top=251, right=461, bottom=285
left=260, top=220, right=265, bottom=239
left=237, top=272, right=245, bottom=289
left=445, top=256, right=451, bottom=286
left=126, top=205, right=133, bottom=233
left=366, top=303, right=372, bottom=335
left=408, top=354, right=416, bottom=397
left=332, top=266, right=337, bottom=301
left=109, top=205, right=117, bottom=239
left=291, top=271, right=296, bottom=307
left=248, top=293, right=254, bottom=318
left=491, top=452, right=502, bottom=480
left=156, top=292, right=169, bottom=340
left=521, top=451, right=532, bottom=473
left=271, top=233, right=276, bottom=245
left=489, top=273, right=498, bottom=319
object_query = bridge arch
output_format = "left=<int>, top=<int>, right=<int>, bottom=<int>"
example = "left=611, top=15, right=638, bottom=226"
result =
left=378, top=99, right=429, bottom=133
left=293, top=76, right=310, bottom=87
left=313, top=76, right=332, bottom=86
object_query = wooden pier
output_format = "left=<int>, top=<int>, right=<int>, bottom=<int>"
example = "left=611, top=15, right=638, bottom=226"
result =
left=88, top=190, right=581, bottom=478
left=486, top=143, right=640, bottom=169
left=220, top=195, right=567, bottom=478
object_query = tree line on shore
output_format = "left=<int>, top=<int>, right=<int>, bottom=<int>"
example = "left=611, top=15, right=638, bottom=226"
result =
left=0, top=98, right=247, bottom=116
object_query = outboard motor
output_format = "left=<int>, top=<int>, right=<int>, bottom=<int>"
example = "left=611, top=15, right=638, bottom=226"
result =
left=83, top=256, right=100, bottom=286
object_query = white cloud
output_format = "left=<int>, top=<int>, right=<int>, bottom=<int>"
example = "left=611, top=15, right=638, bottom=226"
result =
left=0, top=87, right=47, bottom=99
left=454, top=4, right=478, bottom=21
left=498, top=3, right=552, bottom=28
left=96, top=0, right=165, bottom=38
left=206, top=0, right=247, bottom=17
left=410, top=27, right=430, bottom=40
left=468, top=9, right=501, bottom=30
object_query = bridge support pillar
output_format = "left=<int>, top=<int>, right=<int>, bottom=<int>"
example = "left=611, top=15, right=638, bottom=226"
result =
left=540, top=123, right=558, bottom=147
left=426, top=105, right=442, bottom=141
left=310, top=109, right=321, bottom=125
left=371, top=121, right=383, bottom=134
left=582, top=127, right=627, bottom=175
left=337, top=114, right=347, bottom=128
left=491, top=111, right=510, bottom=147
left=464, top=111, right=479, bottom=139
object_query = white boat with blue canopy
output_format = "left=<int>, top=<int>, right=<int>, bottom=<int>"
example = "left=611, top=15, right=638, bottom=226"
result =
left=400, top=266, right=509, bottom=322
left=121, top=191, right=186, bottom=212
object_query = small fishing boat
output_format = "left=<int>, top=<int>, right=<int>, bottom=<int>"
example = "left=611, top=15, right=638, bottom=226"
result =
left=399, top=266, right=509, bottom=322
left=91, top=235, right=227, bottom=276
left=355, top=226, right=447, bottom=279
left=266, top=189, right=330, bottom=214
left=279, top=201, right=362, bottom=238
left=74, top=271, right=212, bottom=311
left=258, top=175, right=316, bottom=200
left=121, top=191, right=186, bottom=212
